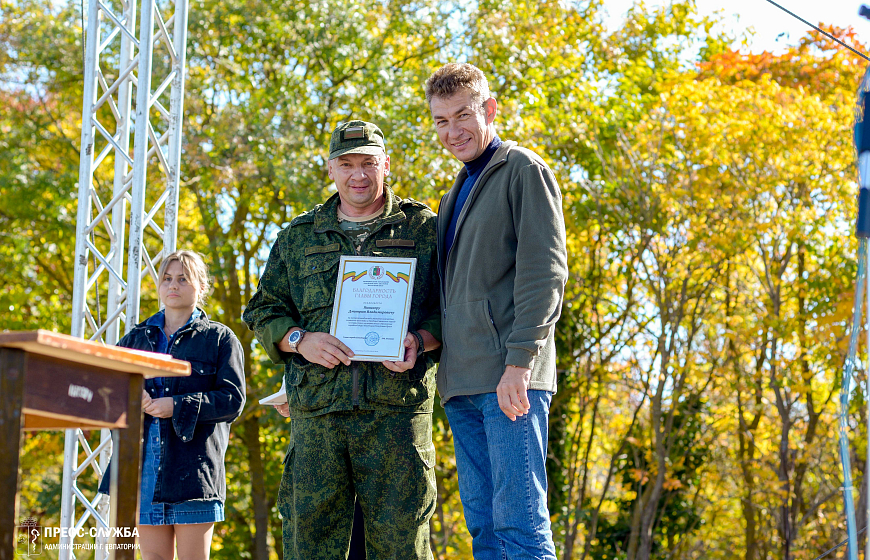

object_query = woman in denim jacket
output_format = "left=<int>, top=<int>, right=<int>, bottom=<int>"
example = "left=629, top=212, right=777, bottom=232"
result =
left=100, top=250, right=246, bottom=560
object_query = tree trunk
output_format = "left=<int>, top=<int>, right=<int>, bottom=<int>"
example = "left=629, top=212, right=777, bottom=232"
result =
left=580, top=394, right=646, bottom=560
left=729, top=264, right=764, bottom=560
left=563, top=371, right=599, bottom=560
left=626, top=469, right=653, bottom=560
left=737, top=391, right=761, bottom=560
left=635, top=446, right=665, bottom=560
left=243, top=413, right=270, bottom=560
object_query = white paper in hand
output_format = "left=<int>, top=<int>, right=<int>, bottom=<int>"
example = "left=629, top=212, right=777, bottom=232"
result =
left=258, top=379, right=287, bottom=406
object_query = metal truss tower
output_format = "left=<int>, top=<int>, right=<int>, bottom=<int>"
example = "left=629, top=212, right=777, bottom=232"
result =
left=62, top=0, right=189, bottom=553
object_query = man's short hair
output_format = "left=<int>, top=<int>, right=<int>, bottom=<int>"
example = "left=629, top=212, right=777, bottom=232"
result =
left=424, top=63, right=492, bottom=107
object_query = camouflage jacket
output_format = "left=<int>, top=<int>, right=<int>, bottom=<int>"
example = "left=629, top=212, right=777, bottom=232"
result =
left=243, top=186, right=440, bottom=418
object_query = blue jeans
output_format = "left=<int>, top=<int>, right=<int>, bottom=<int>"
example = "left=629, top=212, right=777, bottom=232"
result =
left=445, top=390, right=556, bottom=560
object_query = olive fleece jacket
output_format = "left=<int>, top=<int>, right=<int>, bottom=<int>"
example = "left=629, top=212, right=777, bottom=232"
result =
left=436, top=141, right=568, bottom=403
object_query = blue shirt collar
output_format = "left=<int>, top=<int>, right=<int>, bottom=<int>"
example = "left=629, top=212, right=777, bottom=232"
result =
left=464, top=135, right=502, bottom=176
left=145, top=308, right=201, bottom=329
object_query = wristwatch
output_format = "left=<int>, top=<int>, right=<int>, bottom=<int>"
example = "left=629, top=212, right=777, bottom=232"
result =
left=410, top=330, right=425, bottom=358
left=287, top=329, right=307, bottom=353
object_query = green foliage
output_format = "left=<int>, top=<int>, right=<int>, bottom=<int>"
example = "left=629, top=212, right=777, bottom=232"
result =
left=0, top=0, right=84, bottom=333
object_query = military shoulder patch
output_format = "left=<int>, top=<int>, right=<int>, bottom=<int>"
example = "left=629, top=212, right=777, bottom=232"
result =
left=401, top=200, right=436, bottom=220
left=401, top=198, right=428, bottom=209
left=290, top=206, right=319, bottom=227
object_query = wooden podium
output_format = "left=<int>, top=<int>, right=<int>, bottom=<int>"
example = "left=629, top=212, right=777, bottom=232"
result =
left=0, top=330, right=190, bottom=560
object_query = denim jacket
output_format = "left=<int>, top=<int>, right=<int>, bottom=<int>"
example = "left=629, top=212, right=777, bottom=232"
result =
left=98, top=310, right=246, bottom=503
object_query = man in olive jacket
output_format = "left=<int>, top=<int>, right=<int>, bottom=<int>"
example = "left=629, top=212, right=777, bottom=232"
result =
left=425, top=63, right=568, bottom=560
left=243, top=121, right=440, bottom=560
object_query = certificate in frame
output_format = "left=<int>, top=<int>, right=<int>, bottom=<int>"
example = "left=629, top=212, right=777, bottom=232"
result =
left=329, top=255, right=417, bottom=361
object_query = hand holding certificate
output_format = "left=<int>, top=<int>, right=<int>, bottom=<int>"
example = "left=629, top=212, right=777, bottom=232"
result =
left=329, top=256, right=416, bottom=361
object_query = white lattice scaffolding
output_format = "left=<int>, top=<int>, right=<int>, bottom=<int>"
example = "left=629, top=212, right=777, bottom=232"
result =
left=63, top=0, right=189, bottom=553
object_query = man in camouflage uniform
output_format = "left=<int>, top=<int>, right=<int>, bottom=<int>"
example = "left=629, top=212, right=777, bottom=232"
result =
left=243, top=121, right=440, bottom=560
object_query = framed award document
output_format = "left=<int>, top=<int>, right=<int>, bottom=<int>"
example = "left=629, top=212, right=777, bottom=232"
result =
left=329, top=255, right=417, bottom=361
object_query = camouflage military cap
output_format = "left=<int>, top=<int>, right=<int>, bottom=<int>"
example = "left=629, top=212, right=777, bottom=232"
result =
left=328, top=121, right=386, bottom=160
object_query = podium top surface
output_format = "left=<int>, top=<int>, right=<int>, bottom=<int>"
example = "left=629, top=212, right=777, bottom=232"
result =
left=0, top=330, right=190, bottom=378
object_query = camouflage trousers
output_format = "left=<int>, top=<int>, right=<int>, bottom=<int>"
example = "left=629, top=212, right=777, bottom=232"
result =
left=278, top=410, right=436, bottom=560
